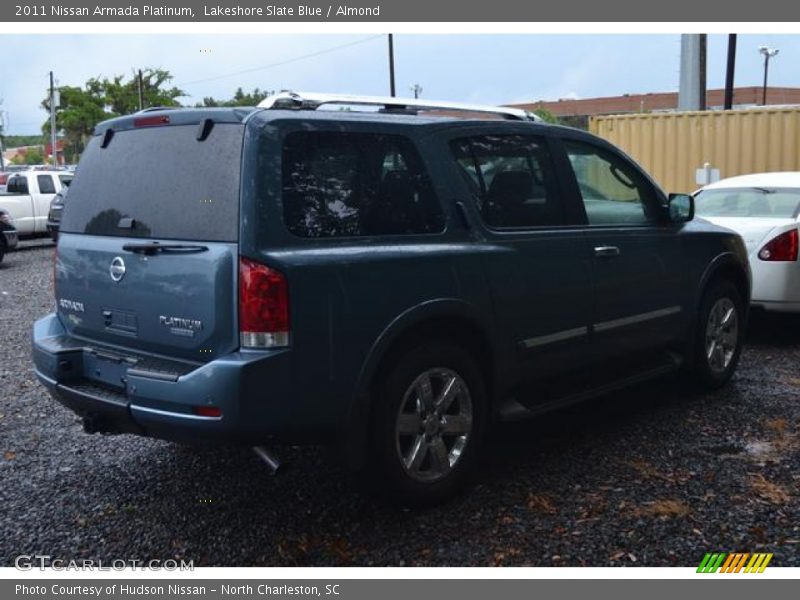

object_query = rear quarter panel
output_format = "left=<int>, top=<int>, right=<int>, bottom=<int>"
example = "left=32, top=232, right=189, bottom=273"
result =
left=239, top=116, right=500, bottom=436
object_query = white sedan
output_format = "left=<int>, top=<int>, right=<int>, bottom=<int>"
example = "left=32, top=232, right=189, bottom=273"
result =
left=695, top=172, right=800, bottom=312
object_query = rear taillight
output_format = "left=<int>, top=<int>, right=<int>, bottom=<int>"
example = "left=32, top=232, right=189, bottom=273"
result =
left=758, top=229, right=799, bottom=261
left=239, top=257, right=289, bottom=348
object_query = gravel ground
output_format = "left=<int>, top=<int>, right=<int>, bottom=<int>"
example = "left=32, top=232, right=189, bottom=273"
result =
left=1, top=246, right=799, bottom=567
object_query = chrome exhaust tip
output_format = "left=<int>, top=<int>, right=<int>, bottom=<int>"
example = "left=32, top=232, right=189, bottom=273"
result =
left=252, top=445, right=281, bottom=474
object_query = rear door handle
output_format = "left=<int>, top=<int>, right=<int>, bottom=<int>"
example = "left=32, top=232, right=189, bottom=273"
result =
left=594, top=245, right=620, bottom=258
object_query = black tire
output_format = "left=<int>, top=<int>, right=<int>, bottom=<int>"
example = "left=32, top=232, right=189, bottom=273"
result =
left=690, top=280, right=745, bottom=390
left=0, top=238, right=6, bottom=265
left=364, top=341, right=488, bottom=507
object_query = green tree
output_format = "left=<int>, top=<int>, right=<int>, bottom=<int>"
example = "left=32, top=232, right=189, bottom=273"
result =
left=3, top=135, right=46, bottom=147
left=198, top=87, right=273, bottom=107
left=12, top=146, right=45, bottom=165
left=102, top=68, right=185, bottom=115
left=41, top=68, right=185, bottom=159
left=532, top=107, right=560, bottom=124
left=26, top=146, right=45, bottom=164
left=42, top=83, right=105, bottom=161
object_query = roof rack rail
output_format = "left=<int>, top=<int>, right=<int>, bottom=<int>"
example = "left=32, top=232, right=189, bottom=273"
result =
left=258, top=91, right=540, bottom=122
left=134, top=106, right=182, bottom=114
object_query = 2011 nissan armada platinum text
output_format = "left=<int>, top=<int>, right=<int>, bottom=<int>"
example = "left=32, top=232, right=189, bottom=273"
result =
left=33, top=92, right=751, bottom=505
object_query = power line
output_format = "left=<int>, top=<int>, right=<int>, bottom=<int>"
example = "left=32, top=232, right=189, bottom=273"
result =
left=178, top=35, right=384, bottom=87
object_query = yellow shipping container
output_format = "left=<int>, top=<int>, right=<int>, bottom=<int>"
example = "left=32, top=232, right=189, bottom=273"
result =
left=589, top=107, right=800, bottom=194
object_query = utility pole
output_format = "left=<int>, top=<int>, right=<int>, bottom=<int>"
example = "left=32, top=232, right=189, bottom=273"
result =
left=759, top=46, right=779, bottom=106
left=410, top=84, right=422, bottom=99
left=388, top=34, right=396, bottom=97
left=49, top=71, right=58, bottom=168
left=0, top=110, right=6, bottom=171
left=698, top=34, right=707, bottom=111
left=138, top=69, right=144, bottom=111
left=678, top=34, right=707, bottom=111
left=724, top=34, right=737, bottom=110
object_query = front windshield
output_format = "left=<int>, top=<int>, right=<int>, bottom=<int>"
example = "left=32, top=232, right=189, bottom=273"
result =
left=695, top=187, right=800, bottom=218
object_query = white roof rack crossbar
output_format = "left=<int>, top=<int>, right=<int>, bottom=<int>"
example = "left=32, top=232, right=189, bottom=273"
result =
left=258, top=91, right=540, bottom=122
left=134, top=106, right=182, bottom=114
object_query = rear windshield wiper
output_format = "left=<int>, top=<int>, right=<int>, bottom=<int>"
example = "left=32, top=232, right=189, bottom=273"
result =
left=122, top=242, right=209, bottom=255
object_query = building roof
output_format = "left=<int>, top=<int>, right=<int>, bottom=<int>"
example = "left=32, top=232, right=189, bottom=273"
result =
left=509, top=87, right=800, bottom=117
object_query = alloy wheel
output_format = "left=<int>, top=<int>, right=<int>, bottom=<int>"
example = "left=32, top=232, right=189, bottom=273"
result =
left=394, top=367, right=473, bottom=483
left=704, top=297, right=739, bottom=374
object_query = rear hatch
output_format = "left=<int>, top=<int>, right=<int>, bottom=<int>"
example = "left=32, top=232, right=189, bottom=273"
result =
left=56, top=110, right=248, bottom=363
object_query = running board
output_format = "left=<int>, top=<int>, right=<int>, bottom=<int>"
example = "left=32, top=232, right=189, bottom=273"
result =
left=499, top=352, right=682, bottom=422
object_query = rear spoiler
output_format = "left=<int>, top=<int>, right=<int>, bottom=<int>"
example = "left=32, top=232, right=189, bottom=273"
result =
left=93, top=107, right=258, bottom=137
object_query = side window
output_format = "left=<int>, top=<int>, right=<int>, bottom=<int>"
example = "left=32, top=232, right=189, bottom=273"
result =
left=7, top=177, right=28, bottom=194
left=59, top=174, right=73, bottom=187
left=450, top=135, right=562, bottom=228
left=563, top=140, right=659, bottom=225
left=282, top=131, right=444, bottom=238
left=37, top=175, right=56, bottom=194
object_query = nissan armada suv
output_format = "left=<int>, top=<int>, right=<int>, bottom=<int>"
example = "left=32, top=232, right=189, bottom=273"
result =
left=33, top=92, right=750, bottom=505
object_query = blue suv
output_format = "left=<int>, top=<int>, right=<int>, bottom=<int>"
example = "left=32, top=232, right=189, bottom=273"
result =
left=33, top=92, right=750, bottom=505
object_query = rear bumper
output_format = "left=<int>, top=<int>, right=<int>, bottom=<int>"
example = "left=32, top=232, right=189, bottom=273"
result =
left=750, top=259, right=800, bottom=309
left=32, top=313, right=297, bottom=445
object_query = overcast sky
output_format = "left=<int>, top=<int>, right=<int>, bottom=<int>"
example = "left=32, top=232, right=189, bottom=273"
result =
left=0, top=33, right=798, bottom=134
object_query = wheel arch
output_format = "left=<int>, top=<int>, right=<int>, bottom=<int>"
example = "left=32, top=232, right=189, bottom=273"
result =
left=340, top=299, right=499, bottom=469
left=685, top=252, right=751, bottom=364
left=696, top=252, right=751, bottom=310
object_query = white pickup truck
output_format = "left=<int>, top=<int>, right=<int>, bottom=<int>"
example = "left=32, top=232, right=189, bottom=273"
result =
left=0, top=170, right=73, bottom=236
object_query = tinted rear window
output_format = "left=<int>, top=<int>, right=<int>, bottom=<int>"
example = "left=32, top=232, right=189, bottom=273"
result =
left=450, top=135, right=562, bottom=228
left=60, top=123, right=242, bottom=242
left=7, top=176, right=28, bottom=194
left=37, top=175, right=56, bottom=194
left=282, top=131, right=444, bottom=238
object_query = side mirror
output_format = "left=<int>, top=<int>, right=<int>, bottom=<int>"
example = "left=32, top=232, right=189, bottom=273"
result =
left=667, top=193, right=694, bottom=223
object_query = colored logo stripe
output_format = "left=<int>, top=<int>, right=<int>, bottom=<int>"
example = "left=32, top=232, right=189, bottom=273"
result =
left=697, top=553, right=727, bottom=573
left=697, top=552, right=773, bottom=573
left=720, top=553, right=749, bottom=573
left=744, top=553, right=773, bottom=573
